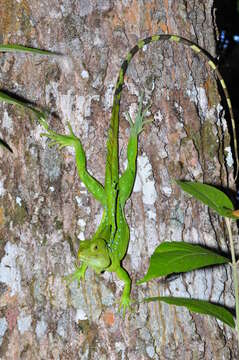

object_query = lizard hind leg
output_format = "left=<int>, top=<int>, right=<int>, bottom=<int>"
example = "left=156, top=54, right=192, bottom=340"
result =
left=41, top=122, right=106, bottom=205
left=126, top=93, right=152, bottom=137
left=118, top=93, right=152, bottom=205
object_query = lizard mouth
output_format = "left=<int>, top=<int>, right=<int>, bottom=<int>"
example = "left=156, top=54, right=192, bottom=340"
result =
left=78, top=254, right=91, bottom=262
left=78, top=253, right=111, bottom=269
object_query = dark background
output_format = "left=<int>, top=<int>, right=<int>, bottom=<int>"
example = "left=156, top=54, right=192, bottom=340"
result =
left=216, top=0, right=239, bottom=170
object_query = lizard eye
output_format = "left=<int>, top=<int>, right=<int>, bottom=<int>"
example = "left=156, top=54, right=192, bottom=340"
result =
left=92, top=244, right=98, bottom=251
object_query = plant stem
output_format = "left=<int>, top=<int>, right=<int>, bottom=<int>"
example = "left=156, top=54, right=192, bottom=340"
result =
left=225, top=217, right=239, bottom=347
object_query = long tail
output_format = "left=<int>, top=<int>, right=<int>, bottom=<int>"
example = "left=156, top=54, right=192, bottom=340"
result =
left=107, top=34, right=239, bottom=182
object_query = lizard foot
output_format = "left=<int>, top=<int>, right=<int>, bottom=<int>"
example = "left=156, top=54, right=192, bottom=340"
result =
left=41, top=122, right=79, bottom=149
left=126, top=92, right=152, bottom=136
left=64, top=265, right=86, bottom=285
left=117, top=294, right=133, bottom=318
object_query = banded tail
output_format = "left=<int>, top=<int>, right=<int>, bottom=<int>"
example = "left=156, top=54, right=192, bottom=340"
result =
left=109, top=34, right=239, bottom=181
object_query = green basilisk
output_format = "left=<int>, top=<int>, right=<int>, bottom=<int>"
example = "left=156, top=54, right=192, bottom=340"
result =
left=14, top=35, right=238, bottom=315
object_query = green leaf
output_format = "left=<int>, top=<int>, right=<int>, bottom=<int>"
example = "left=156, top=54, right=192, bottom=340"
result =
left=0, top=44, right=56, bottom=56
left=137, top=241, right=230, bottom=284
left=142, top=296, right=235, bottom=328
left=176, top=181, right=234, bottom=218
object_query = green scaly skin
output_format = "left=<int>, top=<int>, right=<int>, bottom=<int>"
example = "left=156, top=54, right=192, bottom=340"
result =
left=41, top=100, right=146, bottom=315
left=41, top=34, right=238, bottom=316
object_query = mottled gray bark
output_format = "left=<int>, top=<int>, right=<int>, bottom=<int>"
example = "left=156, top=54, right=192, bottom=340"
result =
left=0, top=0, right=238, bottom=359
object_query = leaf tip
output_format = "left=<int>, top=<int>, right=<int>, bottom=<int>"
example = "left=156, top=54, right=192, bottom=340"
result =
left=231, top=209, right=239, bottom=218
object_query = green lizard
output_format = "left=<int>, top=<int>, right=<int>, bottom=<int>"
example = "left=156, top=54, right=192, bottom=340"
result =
left=41, top=34, right=238, bottom=314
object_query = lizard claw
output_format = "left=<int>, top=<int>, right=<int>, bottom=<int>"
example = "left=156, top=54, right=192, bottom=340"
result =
left=126, top=92, right=152, bottom=136
left=41, top=122, right=78, bottom=149
left=64, top=265, right=86, bottom=285
left=117, top=294, right=133, bottom=318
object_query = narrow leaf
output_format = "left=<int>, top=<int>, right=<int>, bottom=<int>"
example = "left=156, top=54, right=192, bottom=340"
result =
left=176, top=181, right=234, bottom=217
left=142, top=296, right=235, bottom=328
left=0, top=44, right=56, bottom=56
left=137, top=241, right=230, bottom=284
left=0, top=138, right=13, bottom=153
left=0, top=43, right=54, bottom=152
left=0, top=90, right=46, bottom=122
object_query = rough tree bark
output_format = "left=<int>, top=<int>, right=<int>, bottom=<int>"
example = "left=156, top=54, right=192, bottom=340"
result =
left=0, top=0, right=238, bottom=359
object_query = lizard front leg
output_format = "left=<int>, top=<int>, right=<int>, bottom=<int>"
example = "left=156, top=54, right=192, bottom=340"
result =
left=41, top=122, right=106, bottom=206
left=115, top=265, right=132, bottom=316
left=65, top=263, right=88, bottom=284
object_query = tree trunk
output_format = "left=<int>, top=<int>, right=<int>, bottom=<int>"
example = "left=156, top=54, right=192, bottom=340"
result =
left=0, top=0, right=238, bottom=359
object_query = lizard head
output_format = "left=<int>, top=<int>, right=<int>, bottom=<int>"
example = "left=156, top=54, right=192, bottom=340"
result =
left=78, top=238, right=111, bottom=273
